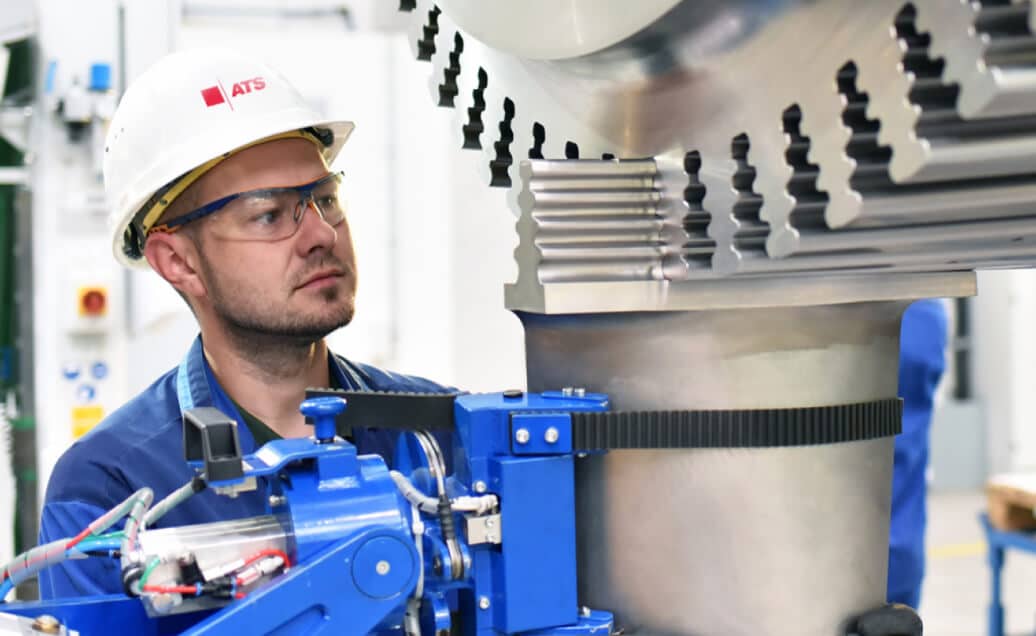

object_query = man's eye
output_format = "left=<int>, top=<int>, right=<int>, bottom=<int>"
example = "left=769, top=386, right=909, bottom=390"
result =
left=251, top=209, right=283, bottom=225
left=317, top=195, right=338, bottom=208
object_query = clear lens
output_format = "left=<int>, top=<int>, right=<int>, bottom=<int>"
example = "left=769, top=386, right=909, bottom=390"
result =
left=207, top=173, right=345, bottom=241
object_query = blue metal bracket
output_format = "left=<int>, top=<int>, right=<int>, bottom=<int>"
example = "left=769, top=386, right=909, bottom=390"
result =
left=510, top=413, right=572, bottom=455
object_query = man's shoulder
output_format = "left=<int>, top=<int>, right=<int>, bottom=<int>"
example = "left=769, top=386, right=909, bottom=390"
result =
left=45, top=367, right=185, bottom=503
left=337, top=356, right=456, bottom=394
left=90, top=366, right=183, bottom=441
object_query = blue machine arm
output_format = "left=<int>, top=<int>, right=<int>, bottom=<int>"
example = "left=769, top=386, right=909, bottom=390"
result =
left=1, top=391, right=616, bottom=636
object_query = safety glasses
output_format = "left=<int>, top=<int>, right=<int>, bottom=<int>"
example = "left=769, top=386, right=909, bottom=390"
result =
left=148, top=171, right=345, bottom=242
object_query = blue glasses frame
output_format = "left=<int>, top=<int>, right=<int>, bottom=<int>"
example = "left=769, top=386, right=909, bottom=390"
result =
left=149, top=171, right=344, bottom=236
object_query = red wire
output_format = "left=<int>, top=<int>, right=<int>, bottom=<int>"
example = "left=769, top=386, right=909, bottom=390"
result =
left=143, top=584, right=198, bottom=595
left=65, top=528, right=93, bottom=550
left=3, top=525, right=126, bottom=583
left=233, top=548, right=292, bottom=589
left=4, top=519, right=123, bottom=584
left=2, top=543, right=67, bottom=582
left=242, top=548, right=292, bottom=569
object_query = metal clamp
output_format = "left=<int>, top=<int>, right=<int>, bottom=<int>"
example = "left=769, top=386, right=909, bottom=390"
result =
left=465, top=513, right=502, bottom=545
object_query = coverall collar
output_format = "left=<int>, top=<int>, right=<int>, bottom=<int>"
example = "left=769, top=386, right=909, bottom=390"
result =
left=174, top=335, right=369, bottom=452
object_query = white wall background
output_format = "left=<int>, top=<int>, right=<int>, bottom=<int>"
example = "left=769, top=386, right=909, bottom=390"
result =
left=31, top=0, right=127, bottom=498
left=973, top=270, right=1036, bottom=475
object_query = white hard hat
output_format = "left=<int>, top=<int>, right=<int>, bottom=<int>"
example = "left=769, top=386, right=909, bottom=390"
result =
left=104, top=48, right=354, bottom=268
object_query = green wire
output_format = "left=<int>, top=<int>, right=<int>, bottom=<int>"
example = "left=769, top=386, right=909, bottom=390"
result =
left=76, top=531, right=125, bottom=546
left=70, top=531, right=127, bottom=556
left=138, top=557, right=162, bottom=590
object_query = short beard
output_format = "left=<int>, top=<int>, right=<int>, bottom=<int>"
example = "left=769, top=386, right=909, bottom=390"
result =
left=198, top=249, right=354, bottom=372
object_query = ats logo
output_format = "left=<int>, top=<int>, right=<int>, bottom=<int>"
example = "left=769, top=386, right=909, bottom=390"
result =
left=200, top=77, right=267, bottom=109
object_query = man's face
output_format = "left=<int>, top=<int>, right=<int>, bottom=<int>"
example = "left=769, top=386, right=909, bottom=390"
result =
left=187, top=138, right=357, bottom=343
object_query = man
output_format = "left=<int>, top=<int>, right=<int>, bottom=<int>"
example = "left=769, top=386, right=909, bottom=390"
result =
left=39, top=49, right=449, bottom=597
left=887, top=298, right=949, bottom=609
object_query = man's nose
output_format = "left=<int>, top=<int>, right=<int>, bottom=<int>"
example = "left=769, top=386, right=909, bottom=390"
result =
left=294, top=197, right=338, bottom=247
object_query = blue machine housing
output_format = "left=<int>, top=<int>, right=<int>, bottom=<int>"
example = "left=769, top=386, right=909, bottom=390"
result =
left=2, top=392, right=615, bottom=636
left=463, top=392, right=607, bottom=635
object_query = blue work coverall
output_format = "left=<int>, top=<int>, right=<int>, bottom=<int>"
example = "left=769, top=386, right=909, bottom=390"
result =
left=38, top=336, right=449, bottom=598
left=887, top=299, right=948, bottom=608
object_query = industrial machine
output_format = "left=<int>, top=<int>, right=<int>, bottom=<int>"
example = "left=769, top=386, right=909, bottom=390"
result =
left=7, top=1, right=1036, bottom=635
left=0, top=391, right=620, bottom=635
left=0, top=390, right=918, bottom=635
left=393, top=1, right=1036, bottom=634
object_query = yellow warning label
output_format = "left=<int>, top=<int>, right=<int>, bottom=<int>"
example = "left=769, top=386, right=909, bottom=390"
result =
left=72, top=405, right=105, bottom=438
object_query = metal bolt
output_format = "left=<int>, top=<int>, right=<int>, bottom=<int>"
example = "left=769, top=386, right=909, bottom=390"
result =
left=561, top=387, right=574, bottom=396
left=474, top=480, right=487, bottom=493
left=515, top=428, right=530, bottom=444
left=31, top=615, right=61, bottom=635
left=376, top=560, right=391, bottom=575
left=486, top=533, right=497, bottom=543
left=485, top=517, right=495, bottom=528
left=479, top=596, right=491, bottom=610
left=580, top=606, right=592, bottom=618
left=268, top=495, right=287, bottom=508
left=544, top=427, right=560, bottom=444
left=574, top=387, right=586, bottom=397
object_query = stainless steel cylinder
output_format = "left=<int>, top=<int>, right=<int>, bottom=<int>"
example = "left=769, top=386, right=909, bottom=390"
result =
left=520, top=302, right=907, bottom=636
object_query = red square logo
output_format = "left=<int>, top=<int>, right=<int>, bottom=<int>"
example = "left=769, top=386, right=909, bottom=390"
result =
left=200, top=86, right=224, bottom=107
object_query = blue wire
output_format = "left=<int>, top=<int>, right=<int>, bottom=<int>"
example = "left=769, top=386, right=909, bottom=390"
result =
left=71, top=538, right=123, bottom=554
left=0, top=537, right=140, bottom=604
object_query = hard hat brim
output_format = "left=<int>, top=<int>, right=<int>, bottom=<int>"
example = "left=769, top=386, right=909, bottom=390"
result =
left=113, top=117, right=355, bottom=269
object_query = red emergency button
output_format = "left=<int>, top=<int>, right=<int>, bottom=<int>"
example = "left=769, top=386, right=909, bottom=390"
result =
left=78, top=287, right=108, bottom=317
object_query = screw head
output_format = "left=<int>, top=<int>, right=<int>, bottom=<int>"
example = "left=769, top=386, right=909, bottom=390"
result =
left=268, top=495, right=287, bottom=508
left=479, top=596, right=491, bottom=610
left=544, top=427, right=560, bottom=444
left=580, top=606, right=592, bottom=618
left=485, top=517, right=495, bottom=528
left=473, top=480, right=487, bottom=493
left=574, top=387, right=586, bottom=397
left=375, top=560, right=391, bottom=575
left=515, top=428, right=530, bottom=444
left=561, top=387, right=574, bottom=396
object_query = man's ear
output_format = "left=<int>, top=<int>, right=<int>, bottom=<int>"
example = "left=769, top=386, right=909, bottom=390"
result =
left=143, top=233, right=207, bottom=300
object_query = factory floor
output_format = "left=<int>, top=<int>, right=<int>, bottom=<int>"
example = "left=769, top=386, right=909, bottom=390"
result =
left=922, top=491, right=1036, bottom=636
